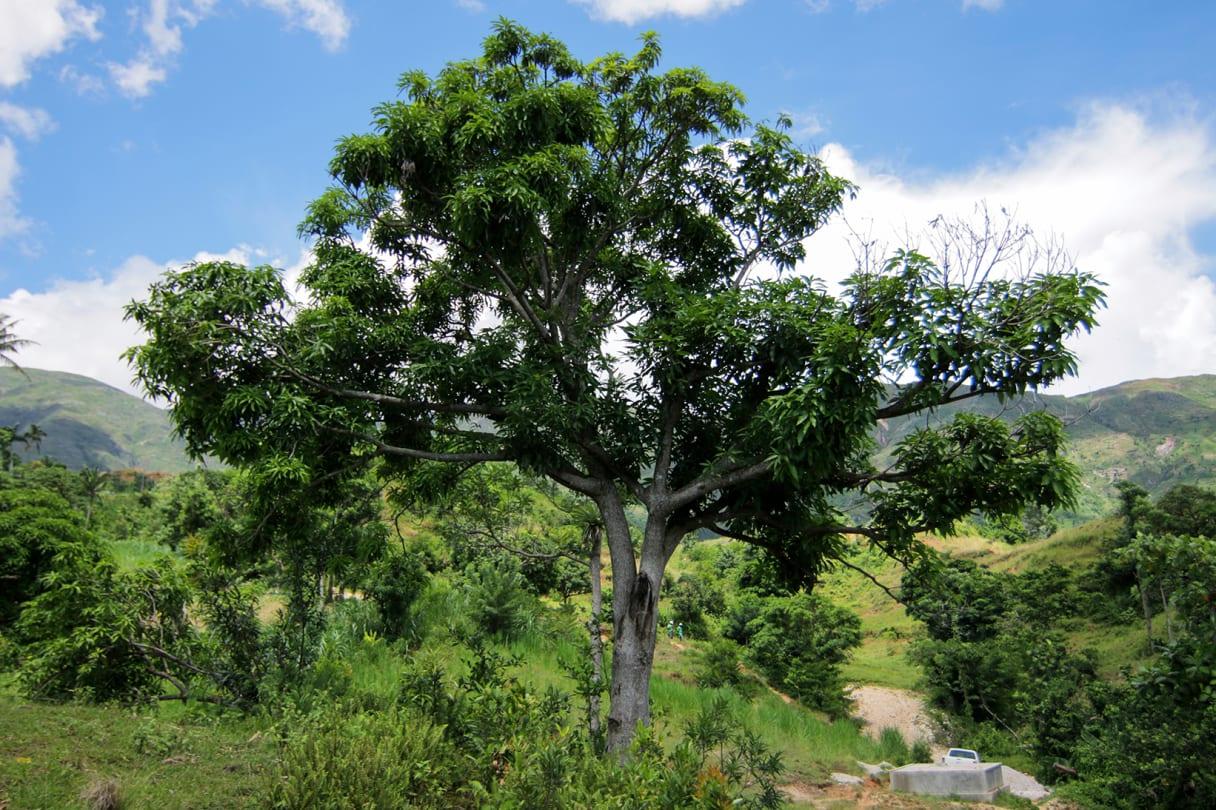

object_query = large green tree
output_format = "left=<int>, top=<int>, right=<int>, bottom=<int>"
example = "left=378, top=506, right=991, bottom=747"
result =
left=126, top=22, right=1103, bottom=750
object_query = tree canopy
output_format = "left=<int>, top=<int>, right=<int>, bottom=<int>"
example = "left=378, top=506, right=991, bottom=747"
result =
left=126, top=20, right=1105, bottom=749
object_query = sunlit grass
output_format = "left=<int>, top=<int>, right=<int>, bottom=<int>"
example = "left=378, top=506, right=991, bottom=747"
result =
left=108, top=538, right=174, bottom=572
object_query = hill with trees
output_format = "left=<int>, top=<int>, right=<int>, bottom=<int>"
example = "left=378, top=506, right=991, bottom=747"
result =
left=0, top=368, right=197, bottom=472
left=880, top=374, right=1216, bottom=522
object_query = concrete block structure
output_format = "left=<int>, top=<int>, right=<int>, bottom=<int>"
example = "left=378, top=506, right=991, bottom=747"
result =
left=889, top=762, right=1006, bottom=802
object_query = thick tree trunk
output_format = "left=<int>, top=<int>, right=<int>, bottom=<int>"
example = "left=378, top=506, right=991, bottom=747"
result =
left=606, top=568, right=659, bottom=751
left=596, top=493, right=669, bottom=753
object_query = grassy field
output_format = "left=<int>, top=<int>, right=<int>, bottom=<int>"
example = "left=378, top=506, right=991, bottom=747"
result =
left=0, top=677, right=275, bottom=809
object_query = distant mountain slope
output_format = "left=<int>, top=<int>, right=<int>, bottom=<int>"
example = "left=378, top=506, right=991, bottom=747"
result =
left=881, top=374, right=1216, bottom=521
left=2, top=366, right=1212, bottom=508
left=0, top=367, right=198, bottom=472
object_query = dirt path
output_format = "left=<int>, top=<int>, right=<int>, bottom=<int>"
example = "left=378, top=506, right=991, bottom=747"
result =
left=847, top=685, right=939, bottom=752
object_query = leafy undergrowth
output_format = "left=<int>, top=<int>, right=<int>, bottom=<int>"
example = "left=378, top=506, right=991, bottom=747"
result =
left=0, top=679, right=275, bottom=809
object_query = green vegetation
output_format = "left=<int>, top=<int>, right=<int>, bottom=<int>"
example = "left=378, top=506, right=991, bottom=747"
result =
left=0, top=688, right=275, bottom=809
left=0, top=368, right=197, bottom=471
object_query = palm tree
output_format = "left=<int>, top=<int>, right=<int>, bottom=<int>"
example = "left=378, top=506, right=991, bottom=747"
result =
left=0, top=314, right=33, bottom=374
left=79, top=466, right=109, bottom=527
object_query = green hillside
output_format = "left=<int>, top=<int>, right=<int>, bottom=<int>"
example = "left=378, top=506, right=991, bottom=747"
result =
left=2, top=366, right=1213, bottom=496
left=881, top=374, right=1216, bottom=522
left=0, top=367, right=198, bottom=472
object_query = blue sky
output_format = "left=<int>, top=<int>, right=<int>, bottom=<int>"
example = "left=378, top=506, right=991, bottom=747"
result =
left=1, top=0, right=1215, bottom=394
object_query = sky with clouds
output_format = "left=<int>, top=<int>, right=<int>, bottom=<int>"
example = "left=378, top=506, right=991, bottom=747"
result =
left=0, top=0, right=1214, bottom=397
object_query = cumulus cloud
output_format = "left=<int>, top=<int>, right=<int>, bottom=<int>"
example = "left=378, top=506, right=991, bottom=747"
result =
left=805, top=101, right=1216, bottom=394
left=574, top=0, right=746, bottom=24
left=0, top=246, right=308, bottom=396
left=0, top=0, right=102, bottom=89
left=0, top=103, right=55, bottom=141
left=108, top=56, right=170, bottom=98
left=58, top=64, right=106, bottom=96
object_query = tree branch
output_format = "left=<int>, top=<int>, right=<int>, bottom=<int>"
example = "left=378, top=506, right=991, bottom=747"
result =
left=326, top=426, right=512, bottom=463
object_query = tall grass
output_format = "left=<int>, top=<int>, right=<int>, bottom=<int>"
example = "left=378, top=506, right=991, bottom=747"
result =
left=650, top=675, right=897, bottom=778
left=107, top=538, right=172, bottom=572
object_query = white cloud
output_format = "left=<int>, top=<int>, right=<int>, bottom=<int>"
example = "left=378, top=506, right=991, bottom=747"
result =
left=0, top=246, right=306, bottom=396
left=963, top=0, right=1004, bottom=10
left=145, top=0, right=186, bottom=57
left=0, top=103, right=55, bottom=141
left=805, top=101, right=1216, bottom=394
left=574, top=0, right=746, bottom=24
left=108, top=54, right=170, bottom=98
left=0, top=137, right=28, bottom=240
left=455, top=0, right=487, bottom=12
left=0, top=0, right=102, bottom=88
left=252, top=0, right=351, bottom=51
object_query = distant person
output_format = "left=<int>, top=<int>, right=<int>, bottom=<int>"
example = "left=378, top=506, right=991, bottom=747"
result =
left=676, top=623, right=684, bottom=640
left=666, top=620, right=674, bottom=639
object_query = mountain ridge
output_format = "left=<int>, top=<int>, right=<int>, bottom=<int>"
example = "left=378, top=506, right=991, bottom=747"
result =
left=1, top=367, right=1212, bottom=516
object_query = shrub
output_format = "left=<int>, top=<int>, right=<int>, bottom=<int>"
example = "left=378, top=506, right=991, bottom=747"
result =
left=743, top=592, right=861, bottom=716
left=17, top=549, right=194, bottom=703
left=462, top=559, right=535, bottom=640
left=269, top=707, right=464, bottom=809
left=909, top=739, right=932, bottom=763
left=0, top=479, right=94, bottom=627
left=695, top=638, right=747, bottom=691
left=876, top=727, right=910, bottom=766
left=665, top=574, right=724, bottom=639
left=364, top=551, right=429, bottom=641
left=1068, top=635, right=1216, bottom=809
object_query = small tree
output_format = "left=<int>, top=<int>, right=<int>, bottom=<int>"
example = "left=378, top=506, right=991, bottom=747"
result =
left=126, top=22, right=1103, bottom=749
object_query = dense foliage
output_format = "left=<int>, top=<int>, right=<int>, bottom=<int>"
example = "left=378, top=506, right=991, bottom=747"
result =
left=903, top=484, right=1216, bottom=808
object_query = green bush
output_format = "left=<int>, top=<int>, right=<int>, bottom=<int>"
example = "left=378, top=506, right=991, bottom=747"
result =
left=269, top=707, right=464, bottom=809
left=1067, top=635, right=1216, bottom=809
left=742, top=592, right=861, bottom=716
left=665, top=574, right=723, bottom=639
left=876, top=727, right=910, bottom=766
left=909, top=739, right=932, bottom=764
left=0, top=478, right=94, bottom=627
left=17, top=548, right=193, bottom=703
left=695, top=638, right=749, bottom=692
left=364, top=551, right=429, bottom=641
left=461, top=559, right=536, bottom=640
